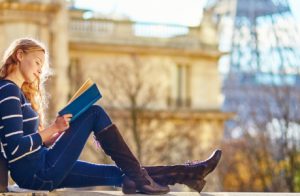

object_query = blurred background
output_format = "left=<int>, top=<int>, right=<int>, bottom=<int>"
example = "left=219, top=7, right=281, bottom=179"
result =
left=0, top=0, right=300, bottom=192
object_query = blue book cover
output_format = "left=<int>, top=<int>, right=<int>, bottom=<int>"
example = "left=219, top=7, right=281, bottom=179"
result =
left=58, top=80, right=102, bottom=122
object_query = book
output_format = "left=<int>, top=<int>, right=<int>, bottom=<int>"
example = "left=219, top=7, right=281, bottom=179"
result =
left=58, top=79, right=102, bottom=122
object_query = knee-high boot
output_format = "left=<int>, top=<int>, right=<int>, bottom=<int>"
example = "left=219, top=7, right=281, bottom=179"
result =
left=123, top=150, right=222, bottom=193
left=94, top=124, right=170, bottom=194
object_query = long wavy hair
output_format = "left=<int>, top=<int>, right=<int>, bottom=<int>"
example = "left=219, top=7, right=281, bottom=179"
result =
left=0, top=38, right=53, bottom=131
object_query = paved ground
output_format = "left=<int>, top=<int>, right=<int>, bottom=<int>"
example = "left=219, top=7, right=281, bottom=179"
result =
left=2, top=191, right=300, bottom=196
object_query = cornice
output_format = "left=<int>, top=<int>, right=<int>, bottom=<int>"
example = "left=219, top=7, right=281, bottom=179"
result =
left=0, top=1, right=60, bottom=12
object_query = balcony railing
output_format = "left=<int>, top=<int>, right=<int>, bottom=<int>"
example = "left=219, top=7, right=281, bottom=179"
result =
left=70, top=19, right=193, bottom=37
left=69, top=19, right=116, bottom=36
left=69, top=18, right=217, bottom=50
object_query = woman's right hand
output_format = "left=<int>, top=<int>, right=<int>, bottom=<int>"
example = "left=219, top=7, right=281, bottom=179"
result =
left=53, top=114, right=73, bottom=133
left=39, top=114, right=72, bottom=145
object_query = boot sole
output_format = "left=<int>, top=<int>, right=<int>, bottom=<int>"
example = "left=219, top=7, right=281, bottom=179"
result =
left=123, top=189, right=170, bottom=195
left=122, top=183, right=170, bottom=195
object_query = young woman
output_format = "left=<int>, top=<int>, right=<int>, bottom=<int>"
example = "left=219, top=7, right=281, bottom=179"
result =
left=0, top=38, right=222, bottom=194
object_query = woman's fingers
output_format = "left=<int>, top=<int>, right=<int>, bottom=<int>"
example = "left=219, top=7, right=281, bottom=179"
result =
left=55, top=114, right=73, bottom=132
left=64, top=114, right=73, bottom=118
left=64, top=114, right=72, bottom=123
left=63, top=114, right=72, bottom=127
left=63, top=114, right=72, bottom=121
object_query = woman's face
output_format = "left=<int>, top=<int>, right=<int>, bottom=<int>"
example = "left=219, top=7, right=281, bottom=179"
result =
left=18, top=50, right=45, bottom=83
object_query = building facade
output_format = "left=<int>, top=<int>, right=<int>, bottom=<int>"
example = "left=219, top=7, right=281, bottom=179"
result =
left=0, top=0, right=232, bottom=191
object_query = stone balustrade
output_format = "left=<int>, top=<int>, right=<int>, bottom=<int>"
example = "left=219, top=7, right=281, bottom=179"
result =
left=68, top=19, right=218, bottom=51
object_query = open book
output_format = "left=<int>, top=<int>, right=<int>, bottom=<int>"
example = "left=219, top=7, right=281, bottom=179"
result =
left=58, top=79, right=102, bottom=122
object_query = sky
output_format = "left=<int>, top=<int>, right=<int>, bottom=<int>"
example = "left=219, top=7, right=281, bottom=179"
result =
left=72, top=0, right=206, bottom=26
left=73, top=0, right=300, bottom=26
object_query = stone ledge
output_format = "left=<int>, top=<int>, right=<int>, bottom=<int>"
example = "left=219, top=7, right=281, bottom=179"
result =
left=2, top=191, right=300, bottom=196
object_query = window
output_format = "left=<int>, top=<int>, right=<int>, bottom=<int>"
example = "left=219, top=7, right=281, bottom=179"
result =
left=176, top=64, right=191, bottom=108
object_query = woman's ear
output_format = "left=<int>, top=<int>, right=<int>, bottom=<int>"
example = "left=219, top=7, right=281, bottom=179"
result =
left=16, top=49, right=24, bottom=62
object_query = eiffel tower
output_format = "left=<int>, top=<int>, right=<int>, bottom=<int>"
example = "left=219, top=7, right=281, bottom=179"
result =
left=206, top=0, right=300, bottom=137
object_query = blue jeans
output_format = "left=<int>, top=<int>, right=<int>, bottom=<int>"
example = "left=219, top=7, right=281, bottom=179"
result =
left=9, top=105, right=124, bottom=191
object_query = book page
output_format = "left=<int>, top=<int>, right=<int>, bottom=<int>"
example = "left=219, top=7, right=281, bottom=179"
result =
left=67, top=79, right=94, bottom=104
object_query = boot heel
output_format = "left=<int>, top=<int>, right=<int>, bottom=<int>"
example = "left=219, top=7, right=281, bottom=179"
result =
left=122, top=176, right=137, bottom=194
left=197, top=179, right=206, bottom=191
left=122, top=186, right=137, bottom=194
left=184, top=179, right=206, bottom=192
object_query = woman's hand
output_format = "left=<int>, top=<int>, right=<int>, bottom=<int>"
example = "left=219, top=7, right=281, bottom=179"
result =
left=53, top=114, right=73, bottom=133
left=39, top=114, right=72, bottom=145
left=43, top=132, right=62, bottom=147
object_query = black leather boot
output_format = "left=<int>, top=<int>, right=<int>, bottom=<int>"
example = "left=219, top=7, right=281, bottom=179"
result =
left=94, top=124, right=170, bottom=194
left=123, top=150, right=222, bottom=193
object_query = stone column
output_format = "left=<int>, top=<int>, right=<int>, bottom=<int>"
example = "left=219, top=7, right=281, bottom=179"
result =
left=48, top=0, right=70, bottom=120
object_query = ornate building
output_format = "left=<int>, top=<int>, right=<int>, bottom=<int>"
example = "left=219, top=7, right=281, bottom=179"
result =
left=0, top=0, right=232, bottom=190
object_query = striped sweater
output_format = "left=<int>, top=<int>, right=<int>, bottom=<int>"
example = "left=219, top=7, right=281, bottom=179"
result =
left=0, top=79, right=42, bottom=164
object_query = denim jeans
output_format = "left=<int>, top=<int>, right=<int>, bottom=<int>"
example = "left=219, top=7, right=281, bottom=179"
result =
left=9, top=105, right=123, bottom=191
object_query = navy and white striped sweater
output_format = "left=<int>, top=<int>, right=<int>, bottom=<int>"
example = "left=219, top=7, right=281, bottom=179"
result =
left=0, top=79, right=42, bottom=164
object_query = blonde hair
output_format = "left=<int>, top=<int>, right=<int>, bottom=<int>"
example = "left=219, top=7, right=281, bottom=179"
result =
left=0, top=38, right=53, bottom=131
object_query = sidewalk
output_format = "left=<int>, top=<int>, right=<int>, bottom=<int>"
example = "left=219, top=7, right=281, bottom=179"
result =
left=2, top=191, right=300, bottom=196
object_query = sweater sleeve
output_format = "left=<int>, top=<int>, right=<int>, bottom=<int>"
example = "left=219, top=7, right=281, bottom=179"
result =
left=0, top=85, right=42, bottom=162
